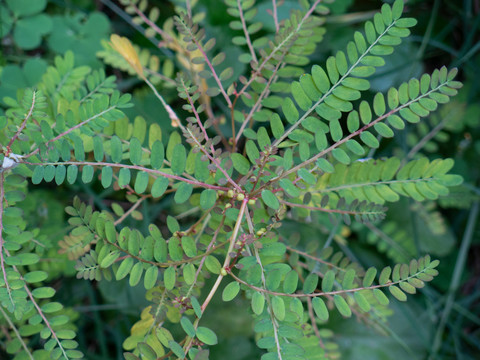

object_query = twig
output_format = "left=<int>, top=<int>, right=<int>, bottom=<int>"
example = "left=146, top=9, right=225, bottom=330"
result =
left=114, top=196, right=147, bottom=226
left=306, top=297, right=325, bottom=348
left=430, top=201, right=479, bottom=359
left=7, top=90, right=36, bottom=151
left=0, top=306, right=34, bottom=359
left=272, top=0, right=280, bottom=33
left=22, top=160, right=230, bottom=192
left=235, top=50, right=286, bottom=142
left=237, top=0, right=322, bottom=97
left=0, top=173, right=14, bottom=308
left=256, top=81, right=454, bottom=194
left=24, top=105, right=119, bottom=159
left=272, top=17, right=400, bottom=147
left=238, top=0, right=258, bottom=64
left=281, top=200, right=384, bottom=216
left=5, top=249, right=69, bottom=359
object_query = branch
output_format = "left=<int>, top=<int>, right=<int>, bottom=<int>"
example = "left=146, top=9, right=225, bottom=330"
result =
left=258, top=81, right=453, bottom=193
left=237, top=0, right=322, bottom=97
left=24, top=105, right=119, bottom=160
left=238, top=0, right=258, bottom=64
left=0, top=173, right=14, bottom=309
left=235, top=50, right=286, bottom=142
left=0, top=306, right=34, bottom=359
left=5, top=248, right=69, bottom=359
left=272, top=0, right=280, bottom=33
left=281, top=200, right=384, bottom=216
left=22, top=160, right=231, bottom=192
left=273, top=18, right=399, bottom=146
left=7, top=90, right=36, bottom=151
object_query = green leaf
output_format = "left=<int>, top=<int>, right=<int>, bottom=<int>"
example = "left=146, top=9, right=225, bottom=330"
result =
left=363, top=267, right=377, bottom=287
left=298, top=168, right=316, bottom=185
left=100, top=251, right=121, bottom=268
left=150, top=141, right=164, bottom=169
left=231, top=153, right=250, bottom=175
left=174, top=182, right=193, bottom=204
left=24, top=271, right=48, bottom=283
left=279, top=179, right=300, bottom=197
left=171, top=144, right=186, bottom=175
left=110, top=136, right=122, bottom=163
left=389, top=285, right=407, bottom=301
left=283, top=270, right=299, bottom=294
left=317, top=158, right=335, bottom=173
left=332, top=148, right=350, bottom=165
left=322, top=270, right=335, bottom=292
left=32, top=287, right=55, bottom=299
left=151, top=177, right=169, bottom=198
left=373, top=288, right=390, bottom=305
left=66, top=165, right=78, bottom=184
left=32, top=166, right=44, bottom=184
left=312, top=297, right=329, bottom=321
left=303, top=273, right=318, bottom=294
left=282, top=98, right=299, bottom=124
left=168, top=340, right=185, bottom=358
left=164, top=267, right=176, bottom=290
left=222, top=282, right=240, bottom=301
left=373, top=93, right=386, bottom=116
left=205, top=256, right=221, bottom=274
left=130, top=137, right=142, bottom=165
left=333, top=295, right=352, bottom=317
left=183, top=263, right=195, bottom=284
left=311, top=65, right=330, bottom=93
left=379, top=266, right=392, bottom=285
left=354, top=291, right=371, bottom=312
left=261, top=189, right=279, bottom=210
left=342, top=269, right=356, bottom=290
left=181, top=236, right=197, bottom=257
left=272, top=296, right=285, bottom=321
left=82, top=165, right=94, bottom=184
left=196, top=327, right=218, bottom=346
left=144, top=266, right=158, bottom=289
left=251, top=292, right=265, bottom=315
left=180, top=317, right=196, bottom=337
left=118, top=168, right=131, bottom=188
left=129, top=262, right=143, bottom=287
left=134, top=171, right=149, bottom=194
left=116, top=257, right=134, bottom=280
left=93, top=136, right=104, bottom=162
left=101, top=166, right=113, bottom=188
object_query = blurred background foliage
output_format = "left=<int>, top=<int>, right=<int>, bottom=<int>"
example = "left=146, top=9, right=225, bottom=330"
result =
left=0, top=0, right=479, bottom=359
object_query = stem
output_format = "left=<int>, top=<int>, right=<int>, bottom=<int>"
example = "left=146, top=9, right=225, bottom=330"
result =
left=114, top=196, right=146, bottom=226
left=5, top=249, right=69, bottom=359
left=7, top=90, right=36, bottom=151
left=306, top=297, right=325, bottom=349
left=201, top=198, right=247, bottom=311
left=273, top=17, right=399, bottom=147
left=228, top=263, right=436, bottom=298
left=272, top=0, right=280, bottom=33
left=25, top=105, right=119, bottom=159
left=237, top=0, right=322, bottom=97
left=22, top=160, right=230, bottom=192
left=179, top=16, right=232, bottom=108
left=0, top=173, right=14, bottom=308
left=145, top=78, right=181, bottom=129
left=235, top=51, right=285, bottom=142
left=238, top=0, right=258, bottom=64
left=256, top=80, right=453, bottom=194
left=429, top=201, right=479, bottom=358
left=0, top=306, right=34, bottom=360
left=281, top=200, right=384, bottom=216
left=183, top=200, right=247, bottom=356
